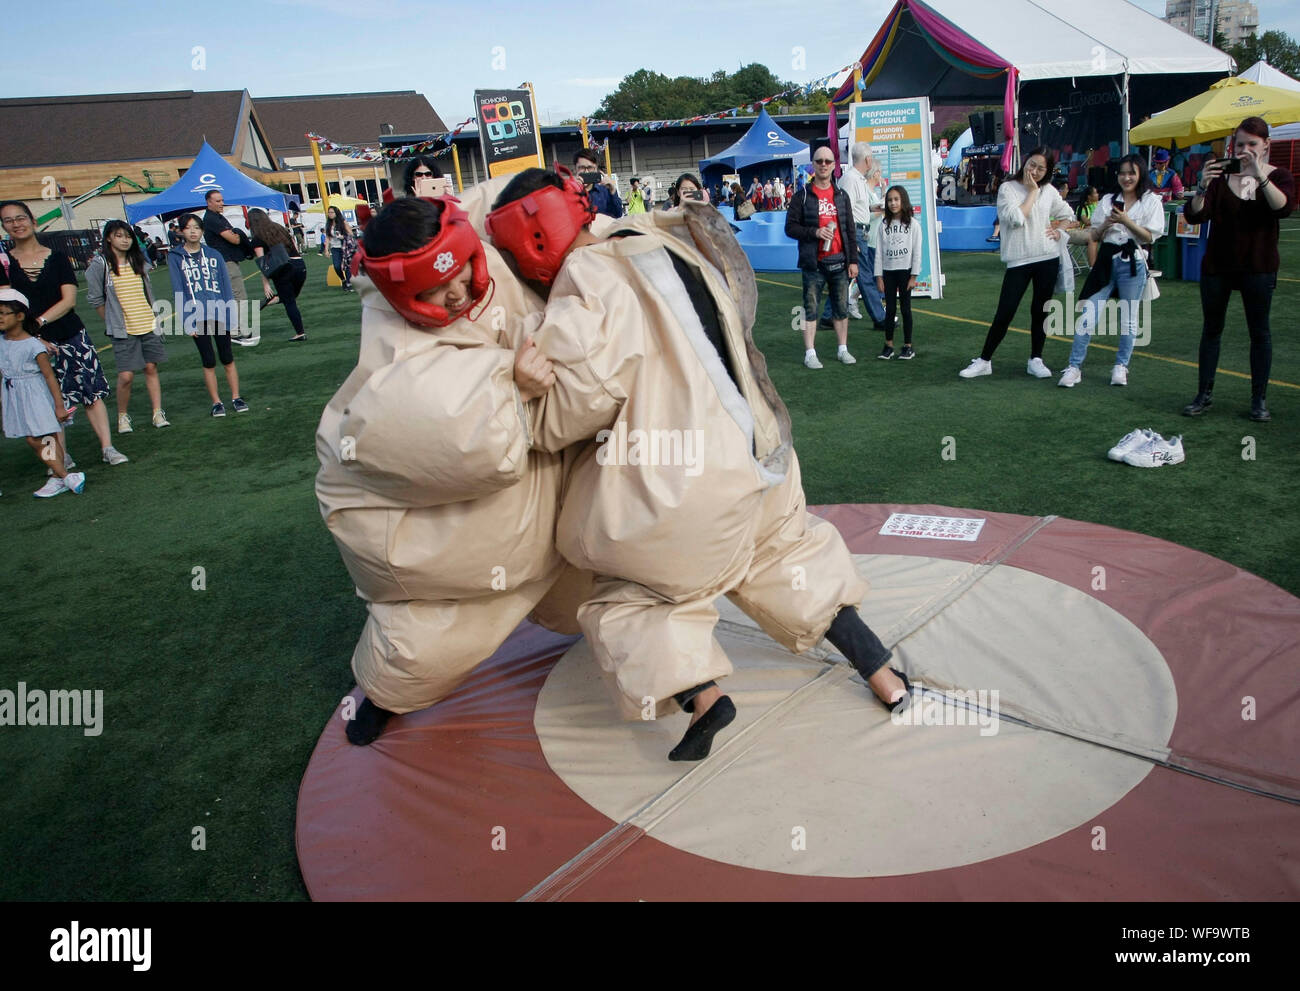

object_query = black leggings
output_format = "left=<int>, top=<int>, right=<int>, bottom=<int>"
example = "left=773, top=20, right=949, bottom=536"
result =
left=192, top=322, right=234, bottom=369
left=979, top=258, right=1059, bottom=361
left=271, top=259, right=308, bottom=336
left=880, top=269, right=913, bottom=344
left=1197, top=271, right=1275, bottom=400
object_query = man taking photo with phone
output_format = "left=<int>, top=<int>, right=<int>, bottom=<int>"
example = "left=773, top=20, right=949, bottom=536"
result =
left=573, top=147, right=624, bottom=219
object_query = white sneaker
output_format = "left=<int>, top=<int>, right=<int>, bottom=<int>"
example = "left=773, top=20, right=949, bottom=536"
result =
left=64, top=452, right=76, bottom=470
left=118, top=413, right=133, bottom=434
left=34, top=477, right=66, bottom=498
left=958, top=357, right=992, bottom=379
left=152, top=409, right=170, bottom=428
left=1027, top=357, right=1052, bottom=379
left=1111, top=364, right=1128, bottom=386
left=847, top=299, right=863, bottom=320
left=1107, top=428, right=1155, bottom=462
left=1123, top=434, right=1185, bottom=468
left=804, top=352, right=824, bottom=370
left=837, top=348, right=857, bottom=365
left=1058, top=366, right=1082, bottom=388
left=102, top=446, right=130, bottom=466
left=63, top=471, right=86, bottom=494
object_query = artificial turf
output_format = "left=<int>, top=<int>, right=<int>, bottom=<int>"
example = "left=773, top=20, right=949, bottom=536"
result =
left=3, top=224, right=1297, bottom=900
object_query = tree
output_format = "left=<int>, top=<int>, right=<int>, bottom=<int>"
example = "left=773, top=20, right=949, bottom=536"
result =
left=592, top=63, right=822, bottom=120
left=1226, top=30, right=1300, bottom=79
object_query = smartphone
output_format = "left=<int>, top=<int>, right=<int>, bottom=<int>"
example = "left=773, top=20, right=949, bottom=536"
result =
left=1214, top=157, right=1242, bottom=175
left=579, top=171, right=601, bottom=187
left=685, top=190, right=704, bottom=201
left=414, top=176, right=451, bottom=198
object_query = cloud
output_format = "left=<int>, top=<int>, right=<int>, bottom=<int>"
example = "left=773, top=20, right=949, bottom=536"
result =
left=566, top=77, right=623, bottom=87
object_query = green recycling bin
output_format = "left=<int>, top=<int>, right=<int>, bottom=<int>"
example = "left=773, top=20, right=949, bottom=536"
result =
left=1150, top=203, right=1181, bottom=280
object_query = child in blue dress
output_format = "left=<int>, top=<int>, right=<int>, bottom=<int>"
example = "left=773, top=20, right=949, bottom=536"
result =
left=0, top=288, right=84, bottom=496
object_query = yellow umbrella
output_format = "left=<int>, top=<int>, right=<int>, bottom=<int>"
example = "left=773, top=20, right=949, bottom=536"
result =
left=1130, top=78, right=1300, bottom=146
left=303, top=196, right=366, bottom=213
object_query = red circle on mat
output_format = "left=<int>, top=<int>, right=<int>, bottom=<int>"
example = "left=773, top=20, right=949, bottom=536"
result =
left=295, top=504, right=1300, bottom=900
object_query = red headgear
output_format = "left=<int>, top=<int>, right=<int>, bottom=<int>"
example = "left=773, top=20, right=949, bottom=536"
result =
left=356, top=197, right=492, bottom=327
left=484, top=165, right=596, bottom=285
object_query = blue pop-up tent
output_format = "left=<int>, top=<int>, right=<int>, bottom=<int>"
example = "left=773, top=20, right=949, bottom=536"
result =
left=698, top=108, right=810, bottom=189
left=126, top=142, right=287, bottom=223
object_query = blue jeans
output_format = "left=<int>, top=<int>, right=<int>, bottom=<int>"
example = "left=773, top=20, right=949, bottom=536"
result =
left=1068, top=255, right=1147, bottom=368
left=821, top=228, right=885, bottom=326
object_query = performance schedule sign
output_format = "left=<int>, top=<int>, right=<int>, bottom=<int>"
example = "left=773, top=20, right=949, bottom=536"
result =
left=849, top=97, right=943, bottom=299
left=474, top=89, right=543, bottom=178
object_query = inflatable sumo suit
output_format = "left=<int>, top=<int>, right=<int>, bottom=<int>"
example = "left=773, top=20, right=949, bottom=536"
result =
left=315, top=181, right=590, bottom=715
left=495, top=199, right=870, bottom=719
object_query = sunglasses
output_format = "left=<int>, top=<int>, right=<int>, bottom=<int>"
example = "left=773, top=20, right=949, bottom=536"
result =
left=814, top=158, right=834, bottom=165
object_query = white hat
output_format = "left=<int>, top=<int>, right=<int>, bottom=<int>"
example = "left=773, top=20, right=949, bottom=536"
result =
left=0, top=287, right=30, bottom=309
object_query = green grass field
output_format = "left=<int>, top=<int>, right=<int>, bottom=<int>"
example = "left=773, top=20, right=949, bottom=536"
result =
left=3, top=222, right=1298, bottom=900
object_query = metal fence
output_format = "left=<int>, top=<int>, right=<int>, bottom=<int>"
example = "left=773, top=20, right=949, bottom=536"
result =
left=38, top=229, right=102, bottom=271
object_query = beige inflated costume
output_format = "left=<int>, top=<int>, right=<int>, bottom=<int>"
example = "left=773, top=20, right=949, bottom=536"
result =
left=315, top=179, right=589, bottom=715
left=511, top=203, right=870, bottom=718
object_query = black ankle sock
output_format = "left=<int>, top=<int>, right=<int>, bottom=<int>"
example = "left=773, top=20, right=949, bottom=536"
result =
left=825, top=606, right=892, bottom=678
left=668, top=696, right=736, bottom=762
left=346, top=697, right=395, bottom=746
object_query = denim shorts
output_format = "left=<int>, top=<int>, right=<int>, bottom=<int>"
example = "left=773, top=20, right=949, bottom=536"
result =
left=802, top=263, right=849, bottom=321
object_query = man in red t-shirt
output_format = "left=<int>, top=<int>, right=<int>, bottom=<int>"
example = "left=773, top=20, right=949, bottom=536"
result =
left=785, top=146, right=859, bottom=368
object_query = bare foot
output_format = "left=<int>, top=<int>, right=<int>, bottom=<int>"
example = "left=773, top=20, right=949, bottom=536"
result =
left=688, top=685, right=724, bottom=725
left=866, top=667, right=907, bottom=707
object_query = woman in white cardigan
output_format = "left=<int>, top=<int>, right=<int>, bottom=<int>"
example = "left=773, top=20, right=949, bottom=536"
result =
left=959, top=148, right=1078, bottom=379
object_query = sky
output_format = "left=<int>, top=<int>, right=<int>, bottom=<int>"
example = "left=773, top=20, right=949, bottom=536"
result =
left=5, top=0, right=1298, bottom=132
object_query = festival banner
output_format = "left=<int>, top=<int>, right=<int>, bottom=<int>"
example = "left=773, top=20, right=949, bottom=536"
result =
left=474, top=89, right=543, bottom=178
left=849, top=97, right=944, bottom=299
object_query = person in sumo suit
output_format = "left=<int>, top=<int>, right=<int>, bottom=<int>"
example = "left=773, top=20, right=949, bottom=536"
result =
left=483, top=167, right=913, bottom=762
left=315, top=192, right=590, bottom=745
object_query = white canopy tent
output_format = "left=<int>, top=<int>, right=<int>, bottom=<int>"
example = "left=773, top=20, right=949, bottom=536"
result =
left=837, top=0, right=1235, bottom=163
left=1237, top=60, right=1300, bottom=141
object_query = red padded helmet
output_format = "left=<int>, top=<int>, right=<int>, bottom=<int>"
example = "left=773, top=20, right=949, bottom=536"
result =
left=356, top=197, right=492, bottom=327
left=484, top=165, right=596, bottom=285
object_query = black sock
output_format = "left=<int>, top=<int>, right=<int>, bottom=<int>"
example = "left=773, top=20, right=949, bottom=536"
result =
left=824, top=606, right=892, bottom=679
left=345, top=697, right=395, bottom=746
left=668, top=696, right=736, bottom=762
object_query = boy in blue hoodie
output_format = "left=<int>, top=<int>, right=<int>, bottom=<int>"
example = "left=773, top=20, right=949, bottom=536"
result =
left=167, top=213, right=249, bottom=416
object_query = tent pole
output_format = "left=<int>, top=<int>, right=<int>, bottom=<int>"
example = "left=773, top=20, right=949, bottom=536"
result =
left=1121, top=71, right=1130, bottom=156
left=1013, top=80, right=1021, bottom=171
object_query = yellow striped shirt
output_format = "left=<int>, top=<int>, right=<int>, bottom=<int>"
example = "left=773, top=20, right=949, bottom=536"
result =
left=112, top=271, right=156, bottom=336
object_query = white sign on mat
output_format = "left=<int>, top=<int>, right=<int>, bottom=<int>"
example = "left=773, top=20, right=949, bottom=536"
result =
left=880, top=513, right=985, bottom=541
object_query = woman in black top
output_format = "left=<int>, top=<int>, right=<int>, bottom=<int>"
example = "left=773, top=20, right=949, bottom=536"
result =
left=0, top=200, right=124, bottom=465
left=1182, top=116, right=1296, bottom=422
left=248, top=209, right=308, bottom=342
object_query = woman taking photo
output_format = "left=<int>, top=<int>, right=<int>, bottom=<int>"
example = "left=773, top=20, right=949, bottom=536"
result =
left=248, top=208, right=308, bottom=342
left=1182, top=116, right=1295, bottom=422
left=0, top=200, right=127, bottom=466
left=668, top=173, right=705, bottom=208
left=88, top=220, right=170, bottom=431
left=1057, top=156, right=1164, bottom=389
left=325, top=206, right=356, bottom=291
left=403, top=156, right=451, bottom=198
left=959, top=148, right=1077, bottom=380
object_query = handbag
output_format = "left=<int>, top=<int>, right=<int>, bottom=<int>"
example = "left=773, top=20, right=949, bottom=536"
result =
left=259, top=241, right=292, bottom=280
left=736, top=199, right=755, bottom=220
